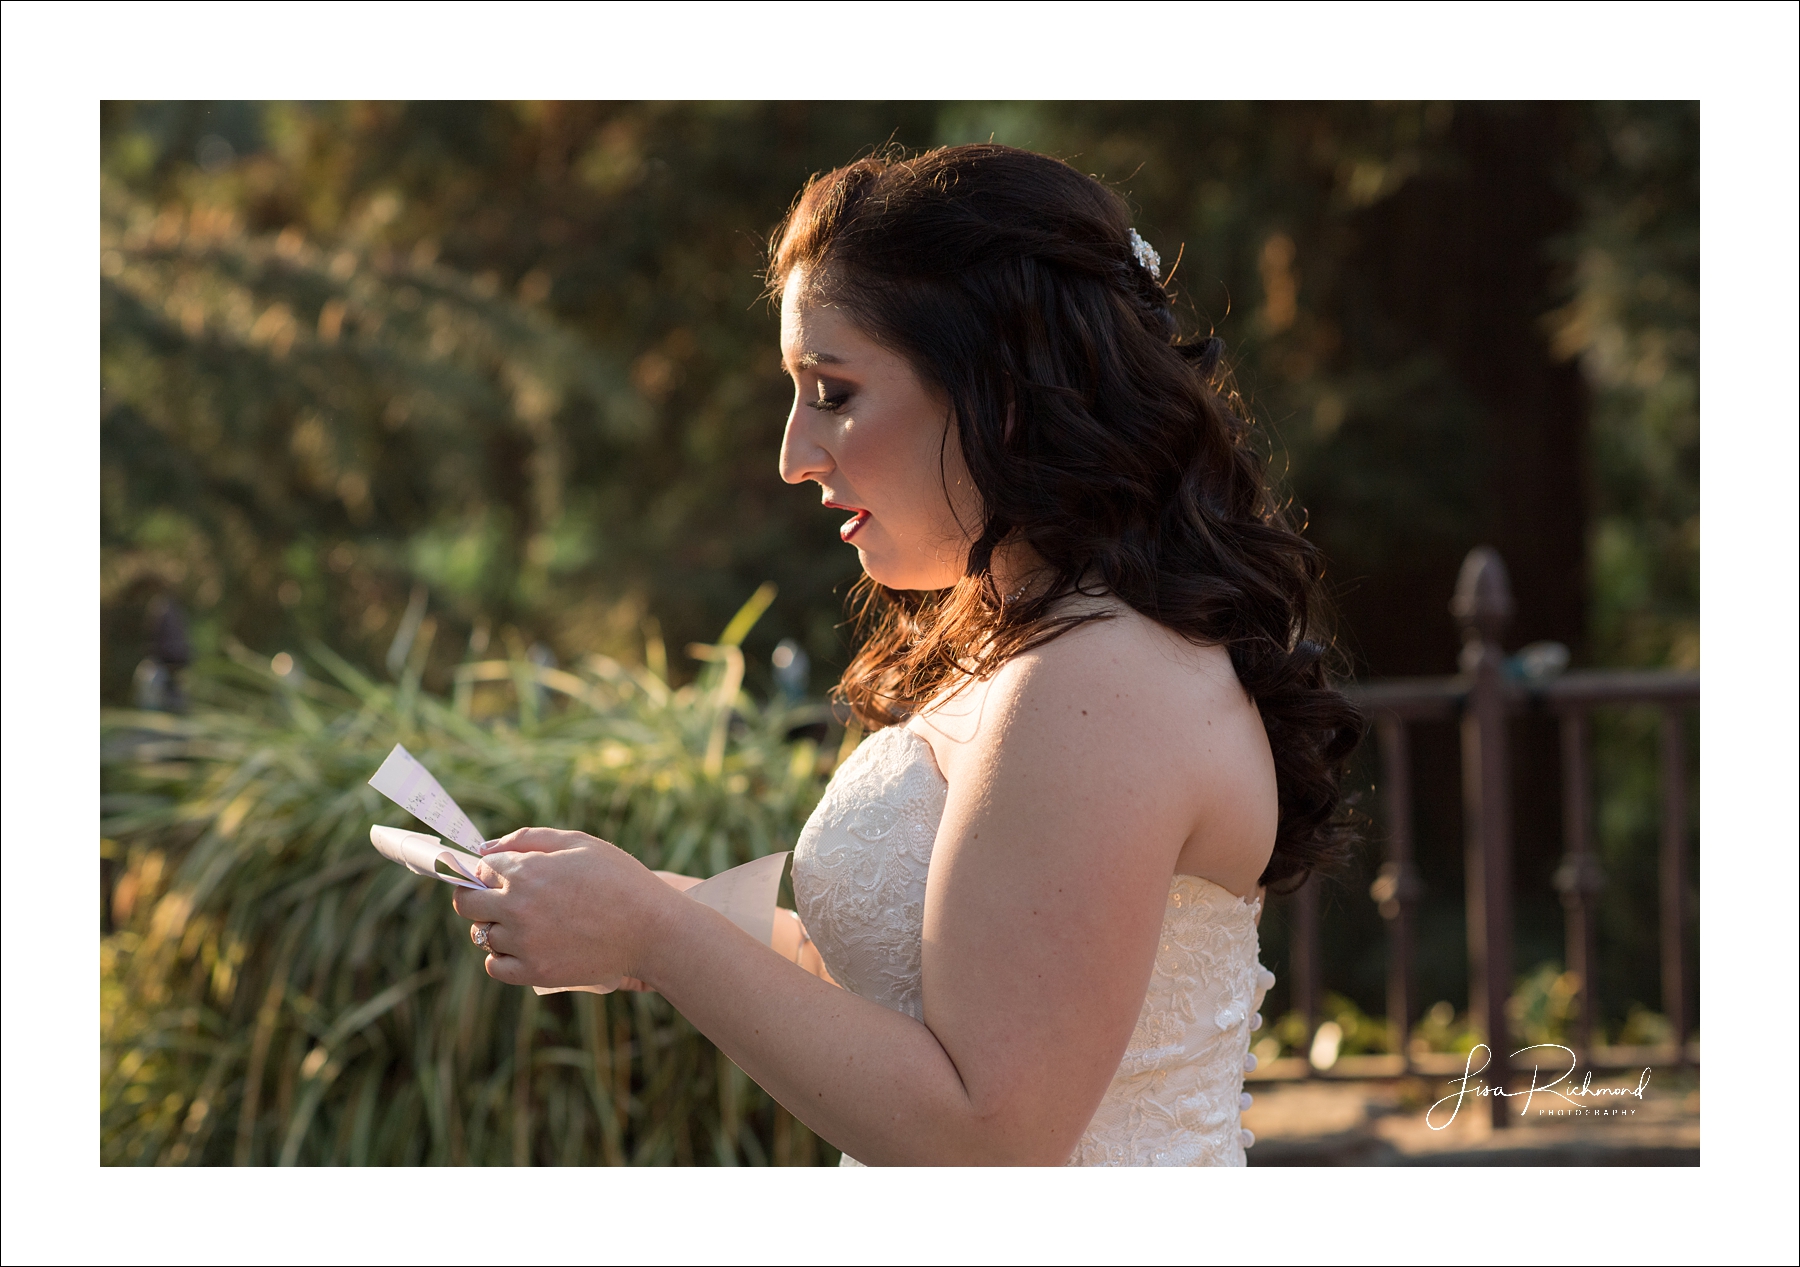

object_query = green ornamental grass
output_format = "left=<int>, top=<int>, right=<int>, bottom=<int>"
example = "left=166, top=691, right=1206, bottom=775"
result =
left=102, top=586, right=843, bottom=1165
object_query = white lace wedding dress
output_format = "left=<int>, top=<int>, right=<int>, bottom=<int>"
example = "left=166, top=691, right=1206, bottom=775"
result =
left=791, top=725, right=1275, bottom=1166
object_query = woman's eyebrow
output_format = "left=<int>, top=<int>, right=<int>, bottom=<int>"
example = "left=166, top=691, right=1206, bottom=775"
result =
left=778, top=349, right=847, bottom=378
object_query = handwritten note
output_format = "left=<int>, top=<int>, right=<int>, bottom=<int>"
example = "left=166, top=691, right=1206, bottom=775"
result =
left=369, top=824, right=489, bottom=890
left=364, top=744, right=790, bottom=996
left=368, top=743, right=485, bottom=851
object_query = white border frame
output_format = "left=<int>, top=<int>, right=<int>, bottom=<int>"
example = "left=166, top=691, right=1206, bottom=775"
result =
left=4, top=3, right=1795, bottom=1263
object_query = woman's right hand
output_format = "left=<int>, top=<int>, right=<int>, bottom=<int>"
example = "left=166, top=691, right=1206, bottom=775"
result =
left=453, top=828, right=686, bottom=990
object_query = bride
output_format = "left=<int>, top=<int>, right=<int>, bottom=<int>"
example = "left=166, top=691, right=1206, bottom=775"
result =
left=454, top=144, right=1364, bottom=1166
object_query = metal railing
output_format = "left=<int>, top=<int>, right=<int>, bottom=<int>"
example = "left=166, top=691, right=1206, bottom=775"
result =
left=1281, top=547, right=1698, bottom=1129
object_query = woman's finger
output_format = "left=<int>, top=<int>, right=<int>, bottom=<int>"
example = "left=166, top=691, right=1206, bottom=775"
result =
left=452, top=885, right=503, bottom=922
left=477, top=827, right=592, bottom=857
left=478, top=828, right=528, bottom=855
left=484, top=951, right=530, bottom=986
left=475, top=919, right=516, bottom=958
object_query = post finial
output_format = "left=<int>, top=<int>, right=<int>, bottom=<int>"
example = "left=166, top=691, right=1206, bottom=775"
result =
left=1450, top=546, right=1514, bottom=646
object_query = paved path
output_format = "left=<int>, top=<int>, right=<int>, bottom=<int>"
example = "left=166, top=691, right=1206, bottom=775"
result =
left=1241, top=1070, right=1699, bottom=1166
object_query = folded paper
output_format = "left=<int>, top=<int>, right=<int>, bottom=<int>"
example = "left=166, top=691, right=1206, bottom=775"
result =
left=368, top=743, right=485, bottom=852
left=364, top=744, right=789, bottom=997
left=370, top=824, right=488, bottom=890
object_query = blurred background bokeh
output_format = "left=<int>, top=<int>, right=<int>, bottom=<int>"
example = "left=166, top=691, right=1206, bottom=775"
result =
left=99, top=102, right=1698, bottom=1165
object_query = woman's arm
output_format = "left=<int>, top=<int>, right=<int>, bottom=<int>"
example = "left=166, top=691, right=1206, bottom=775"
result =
left=461, top=846, right=989, bottom=1160
left=614, top=874, right=833, bottom=989
left=456, top=617, right=1266, bottom=1164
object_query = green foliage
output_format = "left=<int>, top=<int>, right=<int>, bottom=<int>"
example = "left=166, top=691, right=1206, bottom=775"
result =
left=1409, top=1000, right=1485, bottom=1058
left=1547, top=102, right=1700, bottom=671
left=102, top=101, right=1700, bottom=702
left=100, top=102, right=939, bottom=705
left=1256, top=969, right=1677, bottom=1067
left=1506, top=962, right=1581, bottom=1048
left=99, top=171, right=651, bottom=698
left=1265, top=992, right=1403, bottom=1063
left=1324, top=992, right=1395, bottom=1058
left=101, top=595, right=842, bottom=1166
left=1615, top=1004, right=1675, bottom=1048
left=1254, top=996, right=1394, bottom=1061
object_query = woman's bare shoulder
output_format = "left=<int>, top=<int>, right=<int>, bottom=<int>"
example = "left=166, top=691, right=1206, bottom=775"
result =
left=908, top=599, right=1276, bottom=892
left=992, top=601, right=1250, bottom=721
left=991, top=604, right=1276, bottom=889
left=913, top=600, right=1267, bottom=800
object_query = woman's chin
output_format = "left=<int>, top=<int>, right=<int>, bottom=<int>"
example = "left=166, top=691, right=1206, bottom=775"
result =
left=856, top=550, right=905, bottom=589
left=858, top=551, right=959, bottom=593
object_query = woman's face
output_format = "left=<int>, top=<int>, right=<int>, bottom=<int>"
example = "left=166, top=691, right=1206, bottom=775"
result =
left=778, top=268, right=979, bottom=591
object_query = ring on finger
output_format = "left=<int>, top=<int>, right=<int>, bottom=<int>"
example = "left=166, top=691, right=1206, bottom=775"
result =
left=472, top=922, right=494, bottom=950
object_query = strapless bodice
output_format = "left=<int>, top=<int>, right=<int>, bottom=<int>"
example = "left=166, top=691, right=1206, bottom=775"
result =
left=791, top=725, right=1274, bottom=1166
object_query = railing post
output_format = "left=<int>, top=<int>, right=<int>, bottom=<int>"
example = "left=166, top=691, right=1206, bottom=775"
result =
left=1371, top=715, right=1423, bottom=1069
left=1659, top=706, right=1690, bottom=1063
left=1553, top=709, right=1603, bottom=1060
left=1292, top=875, right=1320, bottom=1072
left=1452, top=547, right=1515, bottom=1129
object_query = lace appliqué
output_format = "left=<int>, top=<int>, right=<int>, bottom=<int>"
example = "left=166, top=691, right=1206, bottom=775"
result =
left=792, top=727, right=946, bottom=1024
left=790, top=726, right=1274, bottom=1167
left=1064, top=878, right=1274, bottom=1167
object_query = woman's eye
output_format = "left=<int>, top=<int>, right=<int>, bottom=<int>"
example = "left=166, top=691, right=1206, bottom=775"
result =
left=807, top=392, right=850, bottom=414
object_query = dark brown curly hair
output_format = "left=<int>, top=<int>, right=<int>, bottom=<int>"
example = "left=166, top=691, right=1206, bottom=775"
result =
left=769, top=144, right=1365, bottom=889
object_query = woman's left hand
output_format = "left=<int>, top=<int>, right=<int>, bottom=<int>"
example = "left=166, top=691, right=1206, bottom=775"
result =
left=452, top=828, right=681, bottom=989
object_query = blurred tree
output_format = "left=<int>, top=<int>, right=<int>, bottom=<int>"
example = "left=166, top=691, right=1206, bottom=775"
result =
left=102, top=101, right=953, bottom=701
left=101, top=171, right=635, bottom=691
left=1543, top=102, right=1700, bottom=1028
left=1546, top=102, right=1698, bottom=672
left=103, top=101, right=1697, bottom=689
left=949, top=101, right=1592, bottom=675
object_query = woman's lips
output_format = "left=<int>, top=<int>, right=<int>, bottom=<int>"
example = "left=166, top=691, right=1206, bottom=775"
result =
left=839, top=509, right=871, bottom=542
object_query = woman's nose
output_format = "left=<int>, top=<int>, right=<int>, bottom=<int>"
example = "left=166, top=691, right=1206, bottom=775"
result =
left=778, top=401, right=831, bottom=486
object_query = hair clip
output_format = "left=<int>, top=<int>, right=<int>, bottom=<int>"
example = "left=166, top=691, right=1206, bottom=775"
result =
left=1128, top=228, right=1162, bottom=281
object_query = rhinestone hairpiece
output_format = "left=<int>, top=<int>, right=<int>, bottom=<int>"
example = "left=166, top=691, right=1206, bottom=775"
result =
left=1128, top=228, right=1162, bottom=281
